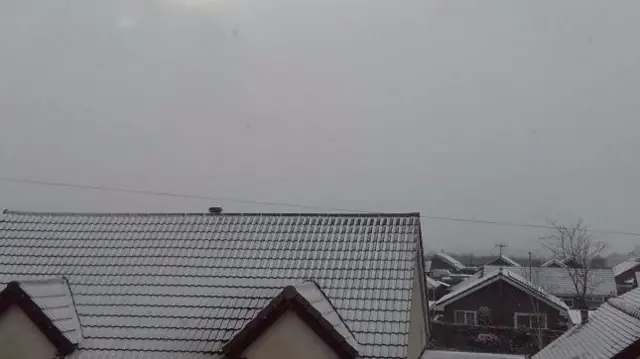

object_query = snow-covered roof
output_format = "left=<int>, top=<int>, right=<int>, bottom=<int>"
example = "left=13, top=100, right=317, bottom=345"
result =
left=0, top=210, right=424, bottom=359
left=455, top=266, right=618, bottom=297
left=16, top=277, right=83, bottom=344
left=426, top=275, right=450, bottom=289
left=613, top=257, right=640, bottom=277
left=422, top=350, right=525, bottom=358
left=292, top=281, right=361, bottom=354
left=223, top=280, right=361, bottom=357
left=435, top=253, right=466, bottom=271
left=484, top=255, right=521, bottom=267
left=533, top=286, right=640, bottom=359
left=434, top=268, right=569, bottom=313
left=541, top=259, right=568, bottom=268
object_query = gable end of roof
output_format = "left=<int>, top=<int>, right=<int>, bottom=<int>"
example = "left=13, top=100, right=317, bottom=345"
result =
left=0, top=282, right=75, bottom=356
left=222, top=285, right=359, bottom=359
left=435, top=271, right=568, bottom=313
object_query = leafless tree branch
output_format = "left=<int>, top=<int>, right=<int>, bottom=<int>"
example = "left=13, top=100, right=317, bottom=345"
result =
left=541, top=219, right=606, bottom=309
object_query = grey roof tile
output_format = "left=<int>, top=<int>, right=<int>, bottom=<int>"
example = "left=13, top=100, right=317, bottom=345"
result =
left=0, top=211, right=422, bottom=358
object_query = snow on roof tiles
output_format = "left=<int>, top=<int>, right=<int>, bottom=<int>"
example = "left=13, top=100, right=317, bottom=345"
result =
left=16, top=277, right=83, bottom=344
left=533, top=287, right=640, bottom=359
left=457, top=266, right=618, bottom=297
left=0, top=210, right=424, bottom=358
left=435, top=253, right=466, bottom=270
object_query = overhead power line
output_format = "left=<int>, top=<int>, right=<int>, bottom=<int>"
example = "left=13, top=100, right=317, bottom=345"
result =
left=2, top=176, right=640, bottom=236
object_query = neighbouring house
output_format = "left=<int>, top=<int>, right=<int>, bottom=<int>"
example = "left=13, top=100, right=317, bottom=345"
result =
left=429, top=253, right=467, bottom=274
left=532, top=286, right=640, bottom=359
left=541, top=257, right=581, bottom=269
left=613, top=257, right=640, bottom=294
left=432, top=269, right=570, bottom=330
left=0, top=210, right=429, bottom=359
left=482, top=255, right=521, bottom=267
left=453, top=266, right=618, bottom=310
left=429, top=270, right=570, bottom=355
left=426, top=276, right=450, bottom=301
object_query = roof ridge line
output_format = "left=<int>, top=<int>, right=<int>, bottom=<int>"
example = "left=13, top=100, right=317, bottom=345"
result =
left=2, top=210, right=420, bottom=218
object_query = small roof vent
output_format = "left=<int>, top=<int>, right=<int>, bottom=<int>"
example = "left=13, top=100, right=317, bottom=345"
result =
left=208, top=207, right=223, bottom=214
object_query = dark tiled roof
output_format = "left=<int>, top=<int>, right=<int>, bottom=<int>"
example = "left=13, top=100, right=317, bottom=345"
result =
left=0, top=210, right=423, bottom=358
left=533, top=287, right=640, bottom=359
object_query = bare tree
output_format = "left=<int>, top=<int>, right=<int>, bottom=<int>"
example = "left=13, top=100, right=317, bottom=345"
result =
left=542, top=219, right=607, bottom=311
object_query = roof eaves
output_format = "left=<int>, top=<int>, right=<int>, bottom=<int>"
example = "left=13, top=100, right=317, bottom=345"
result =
left=0, top=282, right=75, bottom=356
left=221, top=285, right=359, bottom=359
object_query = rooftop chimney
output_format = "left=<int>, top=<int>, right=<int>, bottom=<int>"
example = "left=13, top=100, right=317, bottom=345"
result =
left=208, top=207, right=223, bottom=214
left=580, top=309, right=589, bottom=324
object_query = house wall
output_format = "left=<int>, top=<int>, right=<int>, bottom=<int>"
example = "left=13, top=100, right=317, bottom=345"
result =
left=408, top=260, right=429, bottom=359
left=242, top=310, right=339, bottom=359
left=0, top=305, right=57, bottom=359
left=442, top=280, right=566, bottom=330
left=429, top=256, right=457, bottom=273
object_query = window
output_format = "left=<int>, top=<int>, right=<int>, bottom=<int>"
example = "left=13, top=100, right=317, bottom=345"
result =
left=561, top=297, right=574, bottom=307
left=454, top=310, right=477, bottom=325
left=514, top=313, right=547, bottom=329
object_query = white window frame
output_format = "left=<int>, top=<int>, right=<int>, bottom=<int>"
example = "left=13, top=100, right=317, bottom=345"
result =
left=514, top=312, right=547, bottom=329
left=454, top=310, right=477, bottom=325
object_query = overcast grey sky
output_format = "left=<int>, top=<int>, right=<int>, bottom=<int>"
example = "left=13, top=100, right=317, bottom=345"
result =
left=2, top=0, right=640, bottom=256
